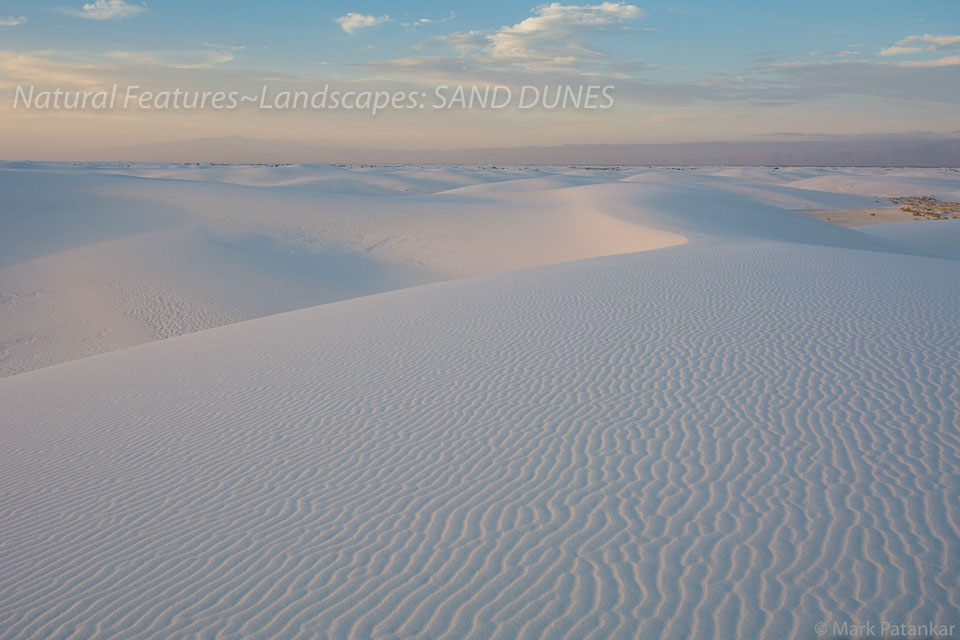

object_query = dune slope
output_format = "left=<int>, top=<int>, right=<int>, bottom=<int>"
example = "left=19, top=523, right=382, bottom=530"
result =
left=1, top=165, right=959, bottom=639
left=3, top=246, right=960, bottom=638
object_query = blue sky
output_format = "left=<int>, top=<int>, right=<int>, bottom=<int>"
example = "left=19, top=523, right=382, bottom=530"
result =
left=2, top=1, right=957, bottom=75
left=1, top=0, right=959, bottom=155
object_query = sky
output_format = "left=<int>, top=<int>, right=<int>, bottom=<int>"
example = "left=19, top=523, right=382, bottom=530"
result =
left=0, top=0, right=959, bottom=158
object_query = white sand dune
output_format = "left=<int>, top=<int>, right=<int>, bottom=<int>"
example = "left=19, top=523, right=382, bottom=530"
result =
left=82, top=163, right=536, bottom=196
left=0, top=165, right=682, bottom=377
left=780, top=167, right=960, bottom=200
left=1, top=165, right=959, bottom=639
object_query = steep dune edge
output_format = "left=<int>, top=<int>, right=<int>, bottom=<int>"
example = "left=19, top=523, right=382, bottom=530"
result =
left=2, top=239, right=958, bottom=639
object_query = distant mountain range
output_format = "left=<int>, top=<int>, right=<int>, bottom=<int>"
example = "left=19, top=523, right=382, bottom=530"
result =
left=54, top=135, right=960, bottom=166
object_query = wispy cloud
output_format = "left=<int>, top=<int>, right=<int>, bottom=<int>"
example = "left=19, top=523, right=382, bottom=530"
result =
left=402, top=11, right=455, bottom=29
left=810, top=49, right=860, bottom=58
left=195, top=43, right=245, bottom=65
left=762, top=57, right=960, bottom=104
left=0, top=16, right=27, bottom=26
left=0, top=49, right=106, bottom=89
left=103, top=43, right=244, bottom=68
left=64, top=0, right=146, bottom=21
left=879, top=34, right=960, bottom=56
left=896, top=55, right=960, bottom=68
left=896, top=33, right=960, bottom=51
left=104, top=50, right=159, bottom=64
left=878, top=46, right=923, bottom=57
left=432, top=31, right=488, bottom=55
left=336, top=13, right=392, bottom=35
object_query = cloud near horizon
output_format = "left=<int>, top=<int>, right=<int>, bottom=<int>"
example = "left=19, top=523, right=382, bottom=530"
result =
left=0, top=16, right=27, bottom=26
left=336, top=13, right=392, bottom=35
left=895, top=55, right=960, bottom=68
left=0, top=49, right=106, bottom=89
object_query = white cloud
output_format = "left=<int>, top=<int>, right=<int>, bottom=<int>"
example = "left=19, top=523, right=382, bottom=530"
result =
left=402, top=12, right=455, bottom=29
left=336, top=13, right=392, bottom=35
left=877, top=34, right=960, bottom=58
left=65, top=0, right=146, bottom=21
left=0, top=16, right=27, bottom=26
left=488, top=2, right=644, bottom=63
left=375, top=3, right=646, bottom=78
left=896, top=34, right=960, bottom=50
left=878, top=46, right=923, bottom=57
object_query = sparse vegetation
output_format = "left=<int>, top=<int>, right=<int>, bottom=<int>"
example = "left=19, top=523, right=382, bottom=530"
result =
left=889, top=196, right=960, bottom=220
